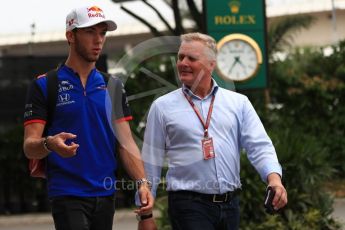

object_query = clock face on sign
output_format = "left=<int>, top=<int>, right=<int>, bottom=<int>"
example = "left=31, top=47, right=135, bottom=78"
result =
left=216, top=34, right=262, bottom=82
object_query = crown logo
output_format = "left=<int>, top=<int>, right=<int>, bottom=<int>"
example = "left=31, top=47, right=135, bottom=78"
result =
left=228, top=0, right=240, bottom=14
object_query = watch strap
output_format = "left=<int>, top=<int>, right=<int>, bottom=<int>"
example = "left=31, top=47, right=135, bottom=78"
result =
left=136, top=178, right=152, bottom=190
left=136, top=213, right=153, bottom=221
left=43, top=136, right=52, bottom=152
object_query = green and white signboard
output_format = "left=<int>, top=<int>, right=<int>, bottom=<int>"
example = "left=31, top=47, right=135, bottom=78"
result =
left=206, top=0, right=268, bottom=90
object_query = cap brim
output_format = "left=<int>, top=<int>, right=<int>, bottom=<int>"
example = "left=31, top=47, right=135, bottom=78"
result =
left=77, top=19, right=117, bottom=31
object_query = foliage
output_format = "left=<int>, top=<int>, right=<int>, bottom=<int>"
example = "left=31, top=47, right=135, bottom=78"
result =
left=267, top=15, right=315, bottom=59
left=268, top=41, right=345, bottom=175
left=240, top=128, right=340, bottom=229
left=155, top=196, right=172, bottom=230
left=0, top=125, right=48, bottom=213
left=243, top=209, right=337, bottom=230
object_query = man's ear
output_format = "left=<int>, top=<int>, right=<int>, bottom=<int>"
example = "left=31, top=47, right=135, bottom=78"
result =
left=65, top=31, right=75, bottom=44
left=209, top=59, right=216, bottom=71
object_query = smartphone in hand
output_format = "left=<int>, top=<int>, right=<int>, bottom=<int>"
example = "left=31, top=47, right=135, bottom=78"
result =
left=264, top=186, right=276, bottom=214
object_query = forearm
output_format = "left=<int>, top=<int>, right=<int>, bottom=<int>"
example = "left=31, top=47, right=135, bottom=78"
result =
left=115, top=121, right=147, bottom=180
left=23, top=123, right=50, bottom=159
left=118, top=143, right=146, bottom=180
left=118, top=139, right=155, bottom=213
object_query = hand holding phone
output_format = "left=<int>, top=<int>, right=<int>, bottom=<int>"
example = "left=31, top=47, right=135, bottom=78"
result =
left=264, top=186, right=276, bottom=214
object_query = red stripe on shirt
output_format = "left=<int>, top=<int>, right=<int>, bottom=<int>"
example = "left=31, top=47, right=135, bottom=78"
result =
left=115, top=116, right=133, bottom=123
left=36, top=74, right=47, bottom=79
left=24, top=119, right=46, bottom=126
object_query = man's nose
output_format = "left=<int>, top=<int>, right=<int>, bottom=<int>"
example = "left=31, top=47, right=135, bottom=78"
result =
left=95, top=33, right=104, bottom=43
left=178, top=57, right=188, bottom=65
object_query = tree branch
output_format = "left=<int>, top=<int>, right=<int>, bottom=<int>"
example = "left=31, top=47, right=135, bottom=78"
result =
left=186, top=0, right=203, bottom=31
left=120, top=5, right=163, bottom=37
left=172, top=0, right=184, bottom=35
left=142, top=0, right=174, bottom=34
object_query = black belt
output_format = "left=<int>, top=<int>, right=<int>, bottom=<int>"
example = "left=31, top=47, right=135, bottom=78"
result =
left=169, top=189, right=240, bottom=203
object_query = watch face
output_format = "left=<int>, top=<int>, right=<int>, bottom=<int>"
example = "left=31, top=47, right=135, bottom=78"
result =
left=216, top=34, right=262, bottom=82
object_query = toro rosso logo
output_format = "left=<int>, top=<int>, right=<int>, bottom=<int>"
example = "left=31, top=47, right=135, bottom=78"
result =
left=88, top=6, right=105, bottom=19
left=58, top=80, right=74, bottom=92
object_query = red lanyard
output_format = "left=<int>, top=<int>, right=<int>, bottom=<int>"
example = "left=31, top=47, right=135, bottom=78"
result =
left=183, top=91, right=216, bottom=138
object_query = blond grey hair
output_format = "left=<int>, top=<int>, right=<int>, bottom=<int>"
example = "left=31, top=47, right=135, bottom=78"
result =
left=180, top=32, right=217, bottom=61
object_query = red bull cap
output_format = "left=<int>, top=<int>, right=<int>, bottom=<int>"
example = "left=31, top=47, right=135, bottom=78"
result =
left=66, top=5, right=117, bottom=31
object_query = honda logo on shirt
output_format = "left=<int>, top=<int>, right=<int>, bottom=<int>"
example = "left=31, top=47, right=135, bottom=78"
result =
left=58, top=93, right=71, bottom=103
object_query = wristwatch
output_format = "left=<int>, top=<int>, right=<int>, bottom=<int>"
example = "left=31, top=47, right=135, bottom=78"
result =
left=43, top=136, right=52, bottom=152
left=136, top=213, right=153, bottom=221
left=136, top=178, right=152, bottom=190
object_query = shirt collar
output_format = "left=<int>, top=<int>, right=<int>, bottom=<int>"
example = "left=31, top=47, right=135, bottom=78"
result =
left=60, top=64, right=97, bottom=78
left=182, top=78, right=219, bottom=100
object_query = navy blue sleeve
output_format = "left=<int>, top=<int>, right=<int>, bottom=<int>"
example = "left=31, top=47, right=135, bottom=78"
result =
left=107, top=76, right=132, bottom=122
left=23, top=78, right=47, bottom=126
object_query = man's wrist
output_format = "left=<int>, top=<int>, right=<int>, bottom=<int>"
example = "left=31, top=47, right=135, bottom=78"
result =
left=267, top=172, right=282, bottom=184
left=136, top=178, right=152, bottom=190
left=43, top=136, right=52, bottom=153
left=136, top=213, right=153, bottom=221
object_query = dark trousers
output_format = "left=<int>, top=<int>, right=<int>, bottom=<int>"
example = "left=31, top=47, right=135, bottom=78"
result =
left=168, top=191, right=240, bottom=230
left=50, top=195, right=116, bottom=230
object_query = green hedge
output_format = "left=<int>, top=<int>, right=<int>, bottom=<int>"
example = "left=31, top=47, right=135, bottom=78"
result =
left=239, top=128, right=340, bottom=229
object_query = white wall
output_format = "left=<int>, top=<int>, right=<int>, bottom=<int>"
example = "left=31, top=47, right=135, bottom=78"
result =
left=267, top=9, right=345, bottom=47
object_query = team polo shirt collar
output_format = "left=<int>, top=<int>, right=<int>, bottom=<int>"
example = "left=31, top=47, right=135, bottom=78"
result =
left=60, top=64, right=98, bottom=79
left=182, top=78, right=219, bottom=100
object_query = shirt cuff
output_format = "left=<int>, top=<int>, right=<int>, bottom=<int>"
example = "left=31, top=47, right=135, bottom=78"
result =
left=260, top=162, right=282, bottom=182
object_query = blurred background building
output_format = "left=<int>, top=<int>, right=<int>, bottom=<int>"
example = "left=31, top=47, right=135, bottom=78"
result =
left=0, top=0, right=344, bottom=57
